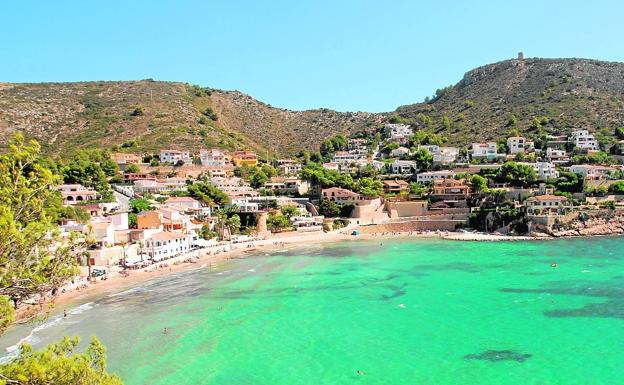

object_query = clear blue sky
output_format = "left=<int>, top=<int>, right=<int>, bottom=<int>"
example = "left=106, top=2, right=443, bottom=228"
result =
left=2, top=0, right=623, bottom=112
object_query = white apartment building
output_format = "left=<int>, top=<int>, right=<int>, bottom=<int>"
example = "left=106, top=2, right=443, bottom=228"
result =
left=569, top=165, right=616, bottom=180
left=507, top=137, right=534, bottom=154
left=199, top=148, right=227, bottom=167
left=518, top=162, right=559, bottom=180
left=332, top=151, right=366, bottom=164
left=470, top=142, right=501, bottom=160
left=159, top=150, right=192, bottom=164
left=145, top=231, right=192, bottom=261
left=546, top=148, right=570, bottom=164
left=390, top=160, right=418, bottom=175
left=569, top=130, right=599, bottom=151
left=416, top=170, right=456, bottom=184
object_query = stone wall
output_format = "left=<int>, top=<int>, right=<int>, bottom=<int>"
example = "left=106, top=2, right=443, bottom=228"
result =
left=358, top=220, right=463, bottom=234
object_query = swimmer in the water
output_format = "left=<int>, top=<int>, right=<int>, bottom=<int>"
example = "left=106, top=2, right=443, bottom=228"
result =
left=63, top=309, right=67, bottom=318
left=163, top=327, right=168, bottom=334
left=356, top=370, right=365, bottom=375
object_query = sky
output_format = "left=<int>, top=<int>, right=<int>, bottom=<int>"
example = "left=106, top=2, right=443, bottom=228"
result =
left=2, top=0, right=624, bottom=112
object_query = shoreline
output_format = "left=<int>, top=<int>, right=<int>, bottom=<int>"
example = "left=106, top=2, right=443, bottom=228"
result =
left=31, top=228, right=621, bottom=317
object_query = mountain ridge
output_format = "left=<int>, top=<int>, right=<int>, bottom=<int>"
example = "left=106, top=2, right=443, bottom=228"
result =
left=2, top=56, right=624, bottom=156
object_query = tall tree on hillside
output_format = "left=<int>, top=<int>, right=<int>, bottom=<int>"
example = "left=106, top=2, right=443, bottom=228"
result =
left=0, top=133, right=83, bottom=331
left=0, top=133, right=123, bottom=383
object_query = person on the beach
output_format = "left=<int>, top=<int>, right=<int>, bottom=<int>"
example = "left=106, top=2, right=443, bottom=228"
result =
left=63, top=309, right=67, bottom=318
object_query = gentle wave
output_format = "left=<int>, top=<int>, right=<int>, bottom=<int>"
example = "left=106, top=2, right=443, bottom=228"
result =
left=1, top=302, right=96, bottom=362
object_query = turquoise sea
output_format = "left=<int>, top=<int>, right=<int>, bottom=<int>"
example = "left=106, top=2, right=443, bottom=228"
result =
left=1, top=237, right=623, bottom=384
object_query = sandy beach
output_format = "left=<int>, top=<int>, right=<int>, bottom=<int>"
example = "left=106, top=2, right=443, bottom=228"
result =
left=32, top=228, right=541, bottom=316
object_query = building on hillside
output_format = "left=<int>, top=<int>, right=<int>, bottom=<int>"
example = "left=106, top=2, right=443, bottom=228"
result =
left=123, top=173, right=156, bottom=184
left=277, top=159, right=302, bottom=175
left=507, top=137, right=534, bottom=154
left=470, top=142, right=502, bottom=161
left=199, top=149, right=227, bottom=167
left=291, top=216, right=324, bottom=232
left=227, top=196, right=260, bottom=212
left=164, top=197, right=201, bottom=210
left=417, top=170, right=456, bottom=184
left=525, top=195, right=570, bottom=216
left=569, top=130, right=599, bottom=151
left=390, top=146, right=411, bottom=158
left=348, top=138, right=368, bottom=151
left=332, top=151, right=366, bottom=164
left=137, top=211, right=163, bottom=230
left=382, top=179, right=410, bottom=195
left=385, top=124, right=413, bottom=143
left=546, top=148, right=570, bottom=164
left=390, top=160, right=418, bottom=175
left=431, top=179, right=470, bottom=200
left=321, top=187, right=375, bottom=205
left=569, top=165, right=617, bottom=180
left=231, top=151, right=258, bottom=167
left=263, top=177, right=309, bottom=195
left=518, top=162, right=559, bottom=180
left=58, top=184, right=98, bottom=205
left=159, top=150, right=192, bottom=165
left=145, top=231, right=192, bottom=261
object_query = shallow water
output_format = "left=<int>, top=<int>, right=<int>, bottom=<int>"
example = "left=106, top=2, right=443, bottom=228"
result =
left=1, top=237, right=624, bottom=384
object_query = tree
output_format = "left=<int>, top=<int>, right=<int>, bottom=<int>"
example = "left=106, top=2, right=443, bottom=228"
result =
left=411, top=148, right=433, bottom=170
left=609, top=181, right=624, bottom=194
left=0, top=133, right=83, bottom=332
left=187, top=182, right=229, bottom=207
left=497, top=162, right=538, bottom=187
left=124, top=164, right=140, bottom=174
left=203, top=107, right=218, bottom=121
left=0, top=336, right=123, bottom=385
left=409, top=182, right=428, bottom=196
left=355, top=177, right=383, bottom=197
left=280, top=205, right=299, bottom=219
left=318, top=199, right=341, bottom=218
left=225, top=214, right=241, bottom=234
left=615, top=127, right=624, bottom=140
left=249, top=169, right=268, bottom=188
left=267, top=213, right=291, bottom=232
left=129, top=198, right=151, bottom=213
left=131, top=105, right=144, bottom=116
left=470, top=174, right=489, bottom=194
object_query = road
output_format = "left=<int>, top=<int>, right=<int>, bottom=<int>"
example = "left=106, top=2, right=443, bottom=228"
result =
left=113, top=190, right=131, bottom=212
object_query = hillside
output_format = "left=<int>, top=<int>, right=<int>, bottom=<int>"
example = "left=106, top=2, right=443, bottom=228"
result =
left=393, top=57, right=624, bottom=145
left=0, top=81, right=382, bottom=157
left=2, top=57, right=624, bottom=157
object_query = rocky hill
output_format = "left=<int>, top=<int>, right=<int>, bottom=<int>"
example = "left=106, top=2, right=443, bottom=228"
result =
left=394, top=57, right=624, bottom=145
left=0, top=81, right=382, bottom=157
left=1, top=57, right=624, bottom=157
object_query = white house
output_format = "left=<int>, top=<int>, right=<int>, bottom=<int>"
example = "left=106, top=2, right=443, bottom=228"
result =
left=165, top=197, right=201, bottom=210
left=546, top=148, right=570, bottom=164
left=390, top=146, right=411, bottom=158
left=160, top=150, right=192, bottom=165
left=417, top=170, right=456, bottom=184
left=507, top=136, right=535, bottom=155
left=145, top=231, right=192, bottom=261
left=569, top=130, right=599, bottom=151
left=199, top=149, right=227, bottom=167
left=277, top=159, right=302, bottom=175
left=58, top=184, right=98, bottom=205
left=518, top=162, right=559, bottom=180
left=470, top=143, right=502, bottom=160
left=333, top=151, right=366, bottom=164
left=390, top=160, right=418, bottom=175
left=569, top=165, right=616, bottom=180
